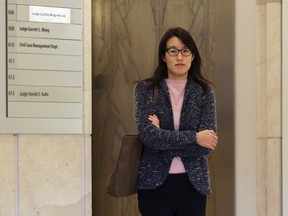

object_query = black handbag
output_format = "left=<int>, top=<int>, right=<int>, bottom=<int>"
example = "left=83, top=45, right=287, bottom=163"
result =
left=106, top=135, right=142, bottom=197
left=106, top=85, right=158, bottom=197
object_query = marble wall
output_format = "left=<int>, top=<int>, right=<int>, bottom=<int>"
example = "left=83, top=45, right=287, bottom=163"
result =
left=256, top=0, right=281, bottom=215
left=0, top=135, right=92, bottom=216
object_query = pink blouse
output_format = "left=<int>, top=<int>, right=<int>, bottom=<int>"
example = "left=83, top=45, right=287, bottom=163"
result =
left=165, top=79, right=187, bottom=174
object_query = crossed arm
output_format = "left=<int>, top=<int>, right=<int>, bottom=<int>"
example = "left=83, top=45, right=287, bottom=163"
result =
left=148, top=114, right=218, bottom=151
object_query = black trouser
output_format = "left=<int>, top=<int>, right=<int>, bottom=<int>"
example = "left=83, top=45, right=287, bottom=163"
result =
left=138, top=173, right=207, bottom=216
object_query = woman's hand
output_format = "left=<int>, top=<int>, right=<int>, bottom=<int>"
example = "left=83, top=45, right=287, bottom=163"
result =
left=196, top=130, right=218, bottom=150
left=148, top=114, right=160, bottom=128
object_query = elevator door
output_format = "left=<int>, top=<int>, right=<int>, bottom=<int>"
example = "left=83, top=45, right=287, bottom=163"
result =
left=92, top=0, right=234, bottom=215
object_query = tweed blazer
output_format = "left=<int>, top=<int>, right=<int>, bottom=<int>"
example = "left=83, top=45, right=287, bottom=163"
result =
left=134, top=79, right=217, bottom=195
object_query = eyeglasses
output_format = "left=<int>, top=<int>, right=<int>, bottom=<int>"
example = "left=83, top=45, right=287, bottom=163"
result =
left=166, top=47, right=192, bottom=57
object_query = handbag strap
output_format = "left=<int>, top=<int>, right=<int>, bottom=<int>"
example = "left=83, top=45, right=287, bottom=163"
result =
left=153, top=86, right=158, bottom=104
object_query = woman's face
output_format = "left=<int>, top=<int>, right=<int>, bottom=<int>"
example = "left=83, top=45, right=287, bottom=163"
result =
left=163, top=36, right=194, bottom=80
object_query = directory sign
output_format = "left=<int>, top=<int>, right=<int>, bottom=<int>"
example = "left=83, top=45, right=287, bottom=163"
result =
left=0, top=0, right=84, bottom=133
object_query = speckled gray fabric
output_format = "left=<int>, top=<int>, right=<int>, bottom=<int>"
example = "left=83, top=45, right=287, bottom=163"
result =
left=134, top=79, right=217, bottom=195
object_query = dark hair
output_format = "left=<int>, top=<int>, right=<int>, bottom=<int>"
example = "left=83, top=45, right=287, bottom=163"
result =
left=145, top=27, right=212, bottom=91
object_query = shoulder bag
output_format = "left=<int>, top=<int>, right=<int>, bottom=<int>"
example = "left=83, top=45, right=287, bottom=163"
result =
left=106, top=85, right=158, bottom=197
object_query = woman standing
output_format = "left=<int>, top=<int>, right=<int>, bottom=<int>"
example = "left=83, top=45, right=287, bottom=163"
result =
left=134, top=27, right=218, bottom=216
